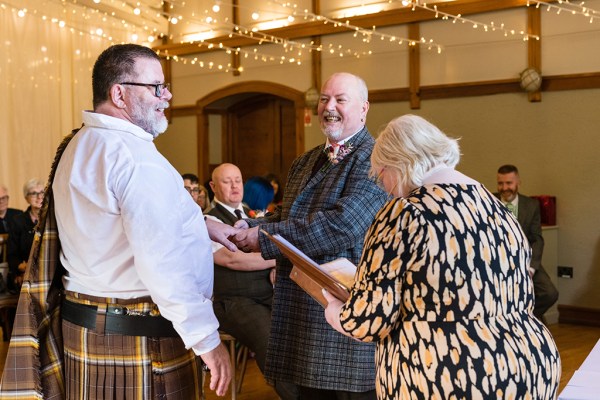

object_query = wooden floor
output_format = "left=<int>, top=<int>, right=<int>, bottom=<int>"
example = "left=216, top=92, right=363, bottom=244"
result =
left=0, top=323, right=598, bottom=399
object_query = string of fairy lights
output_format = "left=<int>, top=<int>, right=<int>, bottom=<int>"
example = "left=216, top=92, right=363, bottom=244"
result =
left=400, top=0, right=539, bottom=41
left=2, top=0, right=600, bottom=74
left=527, top=0, right=600, bottom=22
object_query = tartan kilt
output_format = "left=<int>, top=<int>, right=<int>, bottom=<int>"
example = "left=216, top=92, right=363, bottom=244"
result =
left=62, top=293, right=203, bottom=400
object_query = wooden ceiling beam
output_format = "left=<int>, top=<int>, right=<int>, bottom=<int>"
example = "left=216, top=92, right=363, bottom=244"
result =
left=154, top=0, right=545, bottom=57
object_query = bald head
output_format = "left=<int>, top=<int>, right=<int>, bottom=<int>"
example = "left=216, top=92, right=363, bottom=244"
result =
left=210, top=163, right=244, bottom=207
left=318, top=72, right=369, bottom=142
left=0, top=184, right=9, bottom=216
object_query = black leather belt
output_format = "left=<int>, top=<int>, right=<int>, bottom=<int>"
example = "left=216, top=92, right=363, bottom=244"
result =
left=62, top=299, right=179, bottom=337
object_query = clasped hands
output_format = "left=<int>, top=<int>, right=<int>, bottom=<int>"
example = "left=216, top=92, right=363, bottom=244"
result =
left=231, top=219, right=261, bottom=253
left=204, top=217, right=260, bottom=253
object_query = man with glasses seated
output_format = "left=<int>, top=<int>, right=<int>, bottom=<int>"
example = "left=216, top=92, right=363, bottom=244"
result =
left=7, top=179, right=45, bottom=292
left=0, top=184, right=23, bottom=236
left=182, top=172, right=201, bottom=201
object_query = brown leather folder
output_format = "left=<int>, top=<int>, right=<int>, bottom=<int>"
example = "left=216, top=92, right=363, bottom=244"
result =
left=261, top=230, right=351, bottom=307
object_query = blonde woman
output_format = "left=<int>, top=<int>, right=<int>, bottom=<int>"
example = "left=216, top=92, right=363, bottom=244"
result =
left=7, top=178, right=45, bottom=290
left=324, top=114, right=561, bottom=399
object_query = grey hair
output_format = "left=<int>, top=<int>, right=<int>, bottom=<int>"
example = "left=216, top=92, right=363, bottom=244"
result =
left=23, top=178, right=45, bottom=198
left=371, top=114, right=460, bottom=190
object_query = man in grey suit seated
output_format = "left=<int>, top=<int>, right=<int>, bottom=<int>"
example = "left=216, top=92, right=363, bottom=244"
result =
left=232, top=72, right=389, bottom=399
left=206, top=162, right=298, bottom=399
left=496, top=164, right=559, bottom=323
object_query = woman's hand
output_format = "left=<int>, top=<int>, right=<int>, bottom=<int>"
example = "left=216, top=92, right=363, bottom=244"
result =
left=322, top=289, right=352, bottom=338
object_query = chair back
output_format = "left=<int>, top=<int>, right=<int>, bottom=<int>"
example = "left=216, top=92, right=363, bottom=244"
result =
left=0, top=233, right=7, bottom=263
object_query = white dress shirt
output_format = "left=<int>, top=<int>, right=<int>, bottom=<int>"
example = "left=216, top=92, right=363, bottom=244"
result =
left=53, top=111, right=219, bottom=355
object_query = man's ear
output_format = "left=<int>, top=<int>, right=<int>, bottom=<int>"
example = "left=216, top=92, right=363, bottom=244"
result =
left=110, top=84, right=127, bottom=109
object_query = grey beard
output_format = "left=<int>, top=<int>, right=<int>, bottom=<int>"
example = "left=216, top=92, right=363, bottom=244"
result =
left=322, top=127, right=344, bottom=142
left=151, top=118, right=169, bottom=138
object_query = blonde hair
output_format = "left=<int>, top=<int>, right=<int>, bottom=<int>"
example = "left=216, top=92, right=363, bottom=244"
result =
left=23, top=178, right=45, bottom=198
left=371, top=114, right=460, bottom=190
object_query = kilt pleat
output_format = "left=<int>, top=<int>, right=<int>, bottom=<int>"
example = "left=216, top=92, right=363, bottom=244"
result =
left=62, top=299, right=203, bottom=400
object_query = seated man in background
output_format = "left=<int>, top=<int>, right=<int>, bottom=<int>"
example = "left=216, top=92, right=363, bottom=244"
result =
left=182, top=173, right=201, bottom=203
left=0, top=184, right=22, bottom=235
left=206, top=163, right=297, bottom=399
left=496, top=164, right=559, bottom=323
left=182, top=173, right=212, bottom=212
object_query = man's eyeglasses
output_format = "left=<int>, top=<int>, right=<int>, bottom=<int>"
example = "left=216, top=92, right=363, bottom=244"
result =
left=0, top=195, right=8, bottom=202
left=27, top=191, right=44, bottom=198
left=184, top=187, right=200, bottom=194
left=120, top=82, right=170, bottom=97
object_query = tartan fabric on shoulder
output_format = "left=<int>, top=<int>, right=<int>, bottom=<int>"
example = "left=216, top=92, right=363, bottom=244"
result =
left=0, top=131, right=77, bottom=399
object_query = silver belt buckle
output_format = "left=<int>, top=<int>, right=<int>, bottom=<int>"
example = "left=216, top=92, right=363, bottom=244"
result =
left=107, top=305, right=149, bottom=317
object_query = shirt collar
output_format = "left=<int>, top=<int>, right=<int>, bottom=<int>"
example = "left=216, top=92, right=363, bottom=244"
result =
left=504, top=194, right=519, bottom=206
left=214, top=199, right=246, bottom=217
left=82, top=111, right=154, bottom=142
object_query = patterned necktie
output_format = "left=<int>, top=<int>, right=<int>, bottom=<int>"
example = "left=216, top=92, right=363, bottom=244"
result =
left=506, top=202, right=516, bottom=216
left=234, top=209, right=243, bottom=220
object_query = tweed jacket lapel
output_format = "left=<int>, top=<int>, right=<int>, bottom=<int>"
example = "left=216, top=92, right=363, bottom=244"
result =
left=0, top=130, right=78, bottom=399
left=302, top=127, right=369, bottom=192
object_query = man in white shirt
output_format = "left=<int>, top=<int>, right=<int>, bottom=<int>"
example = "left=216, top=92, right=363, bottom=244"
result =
left=495, top=164, right=558, bottom=323
left=53, top=44, right=234, bottom=398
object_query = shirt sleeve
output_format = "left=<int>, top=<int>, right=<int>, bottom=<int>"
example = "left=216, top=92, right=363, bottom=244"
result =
left=339, top=199, right=426, bottom=342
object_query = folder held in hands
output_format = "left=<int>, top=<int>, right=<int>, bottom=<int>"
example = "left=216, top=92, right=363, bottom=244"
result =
left=261, top=230, right=356, bottom=307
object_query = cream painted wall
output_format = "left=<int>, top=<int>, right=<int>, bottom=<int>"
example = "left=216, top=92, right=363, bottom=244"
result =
left=364, top=90, right=600, bottom=309
left=155, top=3, right=600, bottom=310
left=155, top=115, right=198, bottom=175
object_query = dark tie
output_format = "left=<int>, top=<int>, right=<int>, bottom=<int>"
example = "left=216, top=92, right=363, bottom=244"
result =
left=234, top=209, right=243, bottom=220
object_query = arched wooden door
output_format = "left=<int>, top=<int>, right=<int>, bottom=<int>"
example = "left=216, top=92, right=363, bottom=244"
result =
left=226, top=94, right=296, bottom=182
left=196, top=81, right=306, bottom=184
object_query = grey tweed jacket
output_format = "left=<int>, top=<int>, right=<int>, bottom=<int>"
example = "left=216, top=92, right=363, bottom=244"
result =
left=247, top=126, right=389, bottom=391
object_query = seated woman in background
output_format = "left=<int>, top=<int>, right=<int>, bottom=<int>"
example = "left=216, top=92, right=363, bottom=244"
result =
left=323, top=114, right=561, bottom=399
left=243, top=176, right=274, bottom=218
left=264, top=173, right=282, bottom=213
left=7, top=178, right=45, bottom=292
left=197, top=185, right=212, bottom=213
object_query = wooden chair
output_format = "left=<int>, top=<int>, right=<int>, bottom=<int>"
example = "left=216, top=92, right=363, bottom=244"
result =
left=0, top=233, right=7, bottom=263
left=0, top=292, right=18, bottom=341
left=202, top=332, right=249, bottom=400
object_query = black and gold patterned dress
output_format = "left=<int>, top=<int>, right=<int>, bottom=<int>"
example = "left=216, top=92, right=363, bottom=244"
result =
left=340, top=184, right=561, bottom=400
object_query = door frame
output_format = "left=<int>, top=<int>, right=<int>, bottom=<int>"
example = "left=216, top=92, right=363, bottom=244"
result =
left=195, top=81, right=306, bottom=182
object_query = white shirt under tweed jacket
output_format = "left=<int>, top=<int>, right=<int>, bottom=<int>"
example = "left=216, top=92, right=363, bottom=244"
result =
left=247, top=126, right=389, bottom=391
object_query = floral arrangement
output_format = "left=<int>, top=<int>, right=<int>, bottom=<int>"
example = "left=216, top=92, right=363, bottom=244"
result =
left=247, top=209, right=267, bottom=218
left=322, top=142, right=354, bottom=172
